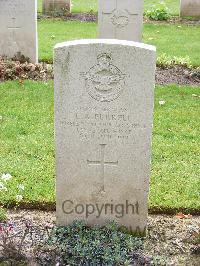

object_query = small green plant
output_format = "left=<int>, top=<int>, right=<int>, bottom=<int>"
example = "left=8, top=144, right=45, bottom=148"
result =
left=145, top=2, right=171, bottom=21
left=35, top=221, right=150, bottom=265
left=0, top=207, right=7, bottom=222
left=157, top=53, right=192, bottom=68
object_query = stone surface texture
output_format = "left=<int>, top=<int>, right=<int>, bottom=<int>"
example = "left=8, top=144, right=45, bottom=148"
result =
left=0, top=0, right=38, bottom=63
left=98, top=0, right=144, bottom=42
left=43, top=0, right=71, bottom=15
left=54, top=39, right=156, bottom=232
left=180, top=0, right=200, bottom=17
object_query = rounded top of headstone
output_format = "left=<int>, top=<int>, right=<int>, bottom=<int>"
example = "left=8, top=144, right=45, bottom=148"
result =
left=54, top=39, right=156, bottom=52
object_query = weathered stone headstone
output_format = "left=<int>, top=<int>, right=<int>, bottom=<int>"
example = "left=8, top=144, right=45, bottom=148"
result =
left=98, top=0, right=144, bottom=42
left=43, top=0, right=71, bottom=16
left=180, top=0, right=200, bottom=17
left=54, top=39, right=156, bottom=233
left=0, top=0, right=38, bottom=63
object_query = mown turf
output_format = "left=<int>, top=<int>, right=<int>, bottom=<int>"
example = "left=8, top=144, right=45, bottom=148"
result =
left=151, top=85, right=200, bottom=212
left=0, top=81, right=199, bottom=212
left=0, top=81, right=55, bottom=204
left=144, top=23, right=200, bottom=66
left=72, top=0, right=180, bottom=15
left=38, top=21, right=97, bottom=62
left=38, top=0, right=180, bottom=16
left=38, top=20, right=200, bottom=66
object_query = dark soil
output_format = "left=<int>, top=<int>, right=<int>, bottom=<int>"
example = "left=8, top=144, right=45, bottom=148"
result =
left=156, top=66, right=200, bottom=86
left=65, top=12, right=97, bottom=22
left=1, top=210, right=199, bottom=265
left=144, top=16, right=200, bottom=26
left=0, top=57, right=199, bottom=86
left=38, top=13, right=200, bottom=26
left=37, top=12, right=97, bottom=22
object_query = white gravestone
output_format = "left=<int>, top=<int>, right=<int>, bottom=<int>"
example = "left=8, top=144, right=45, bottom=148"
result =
left=180, top=0, right=200, bottom=17
left=54, top=39, right=156, bottom=233
left=43, top=0, right=71, bottom=15
left=98, top=0, right=144, bottom=42
left=0, top=0, right=38, bottom=63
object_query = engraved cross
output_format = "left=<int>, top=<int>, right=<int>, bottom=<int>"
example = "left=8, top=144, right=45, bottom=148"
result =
left=103, top=9, right=139, bottom=28
left=87, top=144, right=118, bottom=192
left=8, top=17, right=21, bottom=31
left=7, top=17, right=21, bottom=45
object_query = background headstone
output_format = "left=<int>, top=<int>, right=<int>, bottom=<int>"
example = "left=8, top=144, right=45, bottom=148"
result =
left=0, top=0, right=38, bottom=63
left=43, top=0, right=71, bottom=16
left=54, top=39, right=156, bottom=232
left=98, top=0, right=144, bottom=42
left=180, top=0, right=200, bottom=17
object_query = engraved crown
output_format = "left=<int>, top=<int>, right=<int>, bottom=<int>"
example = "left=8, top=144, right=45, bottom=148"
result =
left=97, top=53, right=112, bottom=61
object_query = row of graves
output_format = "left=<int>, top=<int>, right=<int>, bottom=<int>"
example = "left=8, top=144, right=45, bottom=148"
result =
left=42, top=0, right=200, bottom=18
left=0, top=0, right=198, bottom=234
left=1, top=0, right=200, bottom=64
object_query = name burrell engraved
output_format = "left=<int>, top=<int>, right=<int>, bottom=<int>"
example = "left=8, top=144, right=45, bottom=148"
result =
left=76, top=113, right=130, bottom=122
left=82, top=53, right=126, bottom=102
left=62, top=107, right=148, bottom=142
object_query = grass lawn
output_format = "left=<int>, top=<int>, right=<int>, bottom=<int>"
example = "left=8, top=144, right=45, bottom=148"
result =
left=0, top=81, right=199, bottom=213
left=38, top=0, right=180, bottom=16
left=38, top=20, right=200, bottom=66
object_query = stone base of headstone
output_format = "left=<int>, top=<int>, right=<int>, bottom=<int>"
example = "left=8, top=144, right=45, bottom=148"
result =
left=180, top=0, right=200, bottom=17
left=43, top=0, right=71, bottom=16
